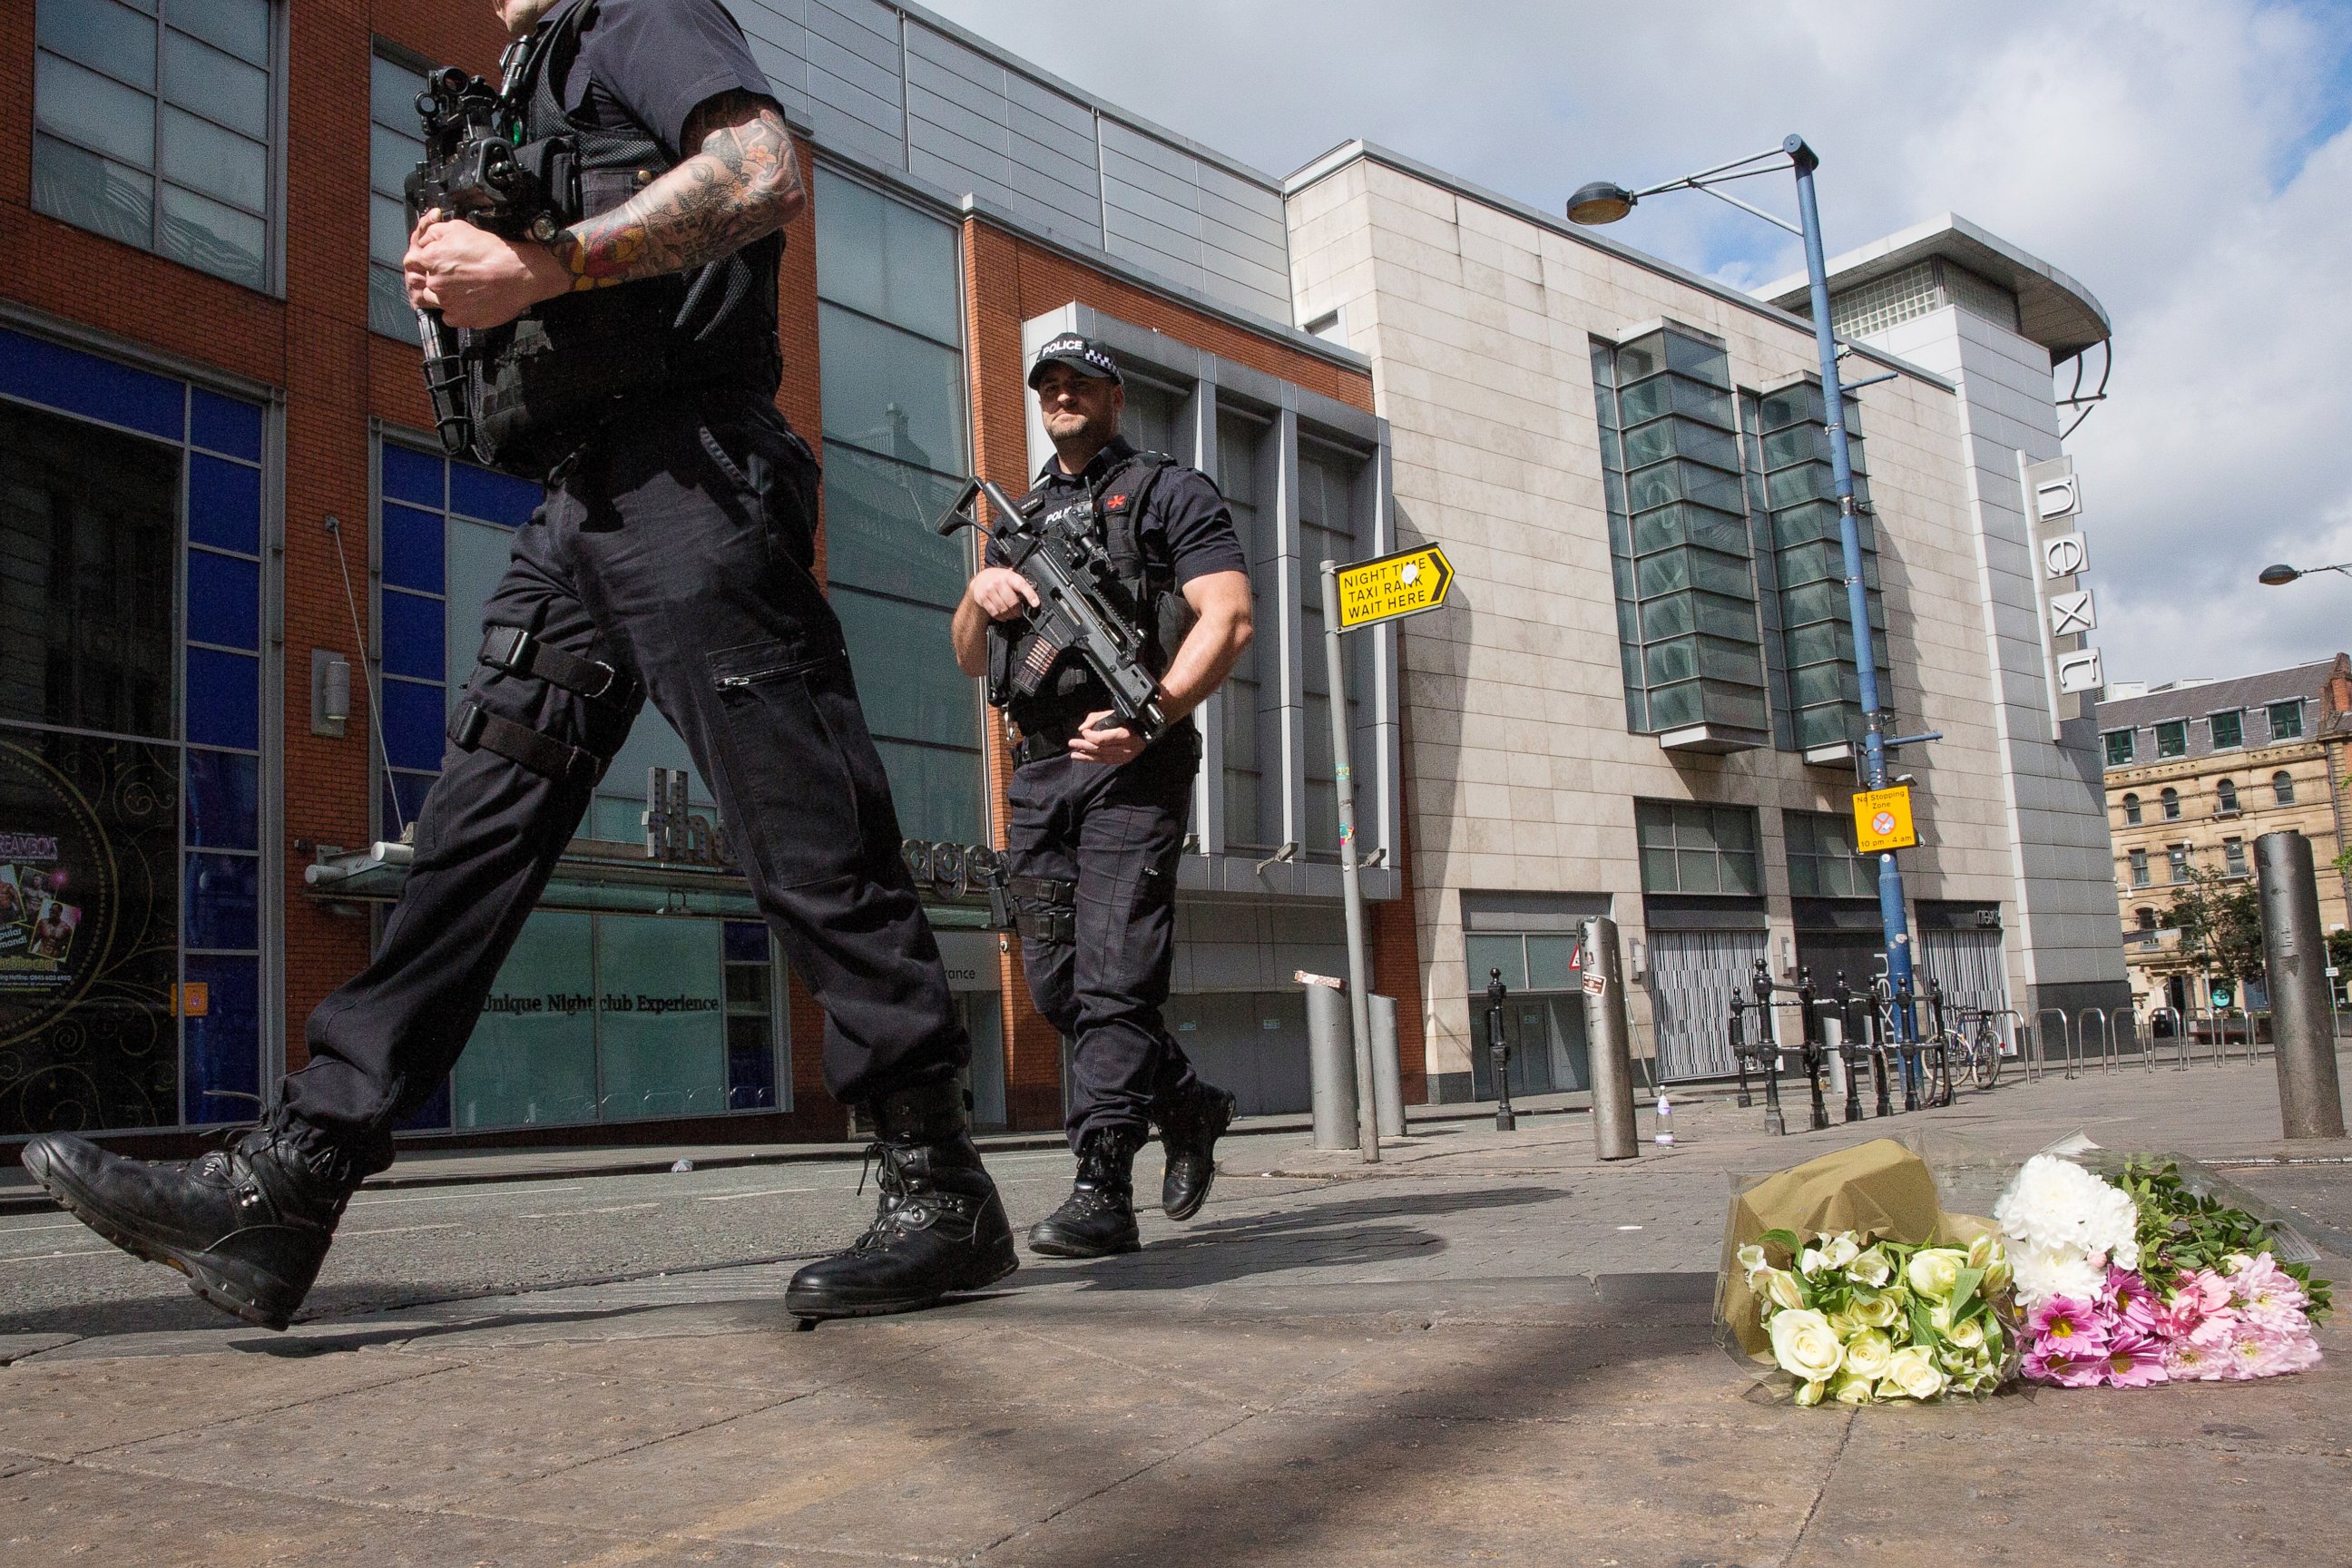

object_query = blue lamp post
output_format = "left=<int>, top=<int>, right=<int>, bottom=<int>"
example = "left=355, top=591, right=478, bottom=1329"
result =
left=1570, top=135, right=1919, bottom=1035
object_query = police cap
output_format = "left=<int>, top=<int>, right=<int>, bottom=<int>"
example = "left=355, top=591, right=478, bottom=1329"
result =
left=1027, top=333, right=1122, bottom=389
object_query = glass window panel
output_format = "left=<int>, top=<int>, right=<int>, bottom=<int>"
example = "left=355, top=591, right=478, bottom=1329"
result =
left=2154, top=720, right=2188, bottom=758
left=816, top=305, right=966, bottom=473
left=196, top=456, right=268, bottom=569
left=873, top=737, right=984, bottom=847
left=370, top=263, right=413, bottom=340
left=182, top=952, right=260, bottom=1125
left=159, top=181, right=265, bottom=289
left=818, top=442, right=968, bottom=603
left=1640, top=845, right=1678, bottom=891
left=596, top=915, right=728, bottom=1121
left=1720, top=849, right=1759, bottom=895
left=1677, top=848, right=1721, bottom=893
left=386, top=769, right=435, bottom=828
left=445, top=514, right=514, bottom=696
left=35, top=52, right=156, bottom=166
left=455, top=911, right=599, bottom=1128
left=369, top=191, right=410, bottom=270
left=190, top=389, right=261, bottom=461
left=1662, top=329, right=1731, bottom=387
left=812, top=168, right=961, bottom=345
left=1525, top=935, right=1577, bottom=992
left=39, top=0, right=158, bottom=89
left=170, top=0, right=270, bottom=67
left=379, top=587, right=446, bottom=681
left=1647, top=681, right=1703, bottom=729
left=185, top=647, right=260, bottom=748
left=379, top=442, right=444, bottom=508
left=831, top=588, right=978, bottom=750
left=448, top=462, right=541, bottom=527
left=723, top=920, right=769, bottom=965
left=380, top=500, right=446, bottom=592
left=1123, top=378, right=1183, bottom=458
left=378, top=676, right=446, bottom=770
left=184, top=848, right=259, bottom=949
left=728, top=1014, right=778, bottom=1109
left=2274, top=770, right=2296, bottom=805
left=371, top=128, right=422, bottom=205
left=184, top=748, right=259, bottom=848
left=161, top=30, right=268, bottom=139
left=186, top=547, right=260, bottom=649
left=2209, top=710, right=2242, bottom=750
left=2267, top=701, right=2303, bottom=740
left=372, top=54, right=425, bottom=129
left=31, top=132, right=155, bottom=250
left=1465, top=935, right=1524, bottom=993
left=0, top=399, right=179, bottom=738
left=159, top=106, right=265, bottom=211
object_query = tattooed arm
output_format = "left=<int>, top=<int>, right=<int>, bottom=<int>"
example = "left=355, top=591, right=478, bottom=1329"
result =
left=405, top=91, right=803, bottom=328
left=548, top=91, right=804, bottom=288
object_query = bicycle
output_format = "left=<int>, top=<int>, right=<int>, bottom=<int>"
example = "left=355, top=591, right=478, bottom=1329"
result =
left=1952, top=1008, right=2004, bottom=1091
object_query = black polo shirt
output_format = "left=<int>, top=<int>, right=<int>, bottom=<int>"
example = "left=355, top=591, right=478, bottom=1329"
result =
left=991, top=437, right=1247, bottom=585
left=536, top=0, right=783, bottom=390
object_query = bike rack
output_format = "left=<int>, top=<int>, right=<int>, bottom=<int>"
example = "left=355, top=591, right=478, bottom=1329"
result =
left=2075, top=1007, right=2115, bottom=1073
left=2146, top=1006, right=2190, bottom=1070
left=2033, top=1007, right=2076, bottom=1080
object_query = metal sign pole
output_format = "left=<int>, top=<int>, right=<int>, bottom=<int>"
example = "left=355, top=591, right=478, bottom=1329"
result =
left=1322, top=560, right=1381, bottom=1162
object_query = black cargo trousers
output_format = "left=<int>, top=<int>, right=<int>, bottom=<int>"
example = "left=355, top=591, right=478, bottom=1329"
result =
left=1007, top=727, right=1203, bottom=1145
left=283, top=394, right=968, bottom=1171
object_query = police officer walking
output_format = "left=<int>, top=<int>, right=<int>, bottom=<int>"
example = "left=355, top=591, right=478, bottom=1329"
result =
left=24, top=0, right=1013, bottom=1329
left=951, top=336, right=1254, bottom=1257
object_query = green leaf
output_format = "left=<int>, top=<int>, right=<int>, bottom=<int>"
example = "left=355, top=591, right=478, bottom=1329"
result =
left=1947, top=1267, right=1985, bottom=1323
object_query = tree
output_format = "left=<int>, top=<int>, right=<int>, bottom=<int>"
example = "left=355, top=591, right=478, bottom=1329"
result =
left=2163, top=867, right=2264, bottom=995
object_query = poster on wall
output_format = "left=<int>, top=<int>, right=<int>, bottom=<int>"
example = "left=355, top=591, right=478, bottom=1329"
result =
left=0, top=733, right=180, bottom=1134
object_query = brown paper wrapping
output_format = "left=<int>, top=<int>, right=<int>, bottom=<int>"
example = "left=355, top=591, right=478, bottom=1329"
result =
left=1717, top=1137, right=1997, bottom=1357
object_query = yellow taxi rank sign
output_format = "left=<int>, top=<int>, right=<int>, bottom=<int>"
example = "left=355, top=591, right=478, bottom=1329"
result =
left=1853, top=785, right=1918, bottom=854
left=1334, top=544, right=1454, bottom=632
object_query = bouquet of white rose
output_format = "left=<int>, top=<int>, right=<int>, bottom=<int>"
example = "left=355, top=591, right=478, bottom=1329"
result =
left=1739, top=1227, right=2017, bottom=1405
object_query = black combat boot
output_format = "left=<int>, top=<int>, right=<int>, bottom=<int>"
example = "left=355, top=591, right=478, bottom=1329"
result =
left=786, top=1080, right=1018, bottom=1324
left=1026, top=1124, right=1145, bottom=1259
left=21, top=1121, right=363, bottom=1331
left=1156, top=1082, right=1236, bottom=1222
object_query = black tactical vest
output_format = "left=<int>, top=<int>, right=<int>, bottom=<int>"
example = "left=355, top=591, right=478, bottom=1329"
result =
left=469, top=0, right=783, bottom=477
left=994, top=446, right=1199, bottom=739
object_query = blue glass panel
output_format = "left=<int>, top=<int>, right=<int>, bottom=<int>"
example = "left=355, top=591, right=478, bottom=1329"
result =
left=184, top=851, right=260, bottom=950
left=0, top=326, right=182, bottom=440
left=447, top=461, right=540, bottom=528
left=381, top=500, right=446, bottom=592
left=723, top=920, right=769, bottom=964
left=399, top=1074, right=454, bottom=1132
left=183, top=646, right=259, bottom=749
left=380, top=677, right=447, bottom=771
left=380, top=442, right=446, bottom=508
left=187, top=453, right=262, bottom=554
left=186, top=548, right=260, bottom=649
left=182, top=953, right=261, bottom=1126
left=728, top=1022, right=778, bottom=1111
left=185, top=748, right=260, bottom=849
left=386, top=769, right=437, bottom=828
left=379, top=588, right=446, bottom=681
left=190, top=387, right=263, bottom=460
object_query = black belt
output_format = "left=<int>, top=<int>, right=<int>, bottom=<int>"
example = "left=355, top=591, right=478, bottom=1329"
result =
left=1013, top=732, right=1072, bottom=767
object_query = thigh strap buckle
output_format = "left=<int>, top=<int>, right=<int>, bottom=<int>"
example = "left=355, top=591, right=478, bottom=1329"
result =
left=479, top=624, right=642, bottom=707
left=447, top=700, right=606, bottom=789
left=1008, top=875, right=1078, bottom=947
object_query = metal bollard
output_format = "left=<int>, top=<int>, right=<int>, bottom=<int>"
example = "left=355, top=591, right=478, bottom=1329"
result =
left=1367, top=993, right=1406, bottom=1140
left=2077, top=1007, right=2112, bottom=1073
left=2036, top=1007, right=2075, bottom=1079
left=1581, top=916, right=1640, bottom=1161
left=1305, top=982, right=1358, bottom=1150
left=1485, top=969, right=1516, bottom=1132
left=2256, top=831, right=2347, bottom=1139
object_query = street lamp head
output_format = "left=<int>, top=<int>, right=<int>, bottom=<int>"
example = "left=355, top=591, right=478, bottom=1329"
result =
left=2259, top=563, right=2303, bottom=586
left=1566, top=181, right=1636, bottom=225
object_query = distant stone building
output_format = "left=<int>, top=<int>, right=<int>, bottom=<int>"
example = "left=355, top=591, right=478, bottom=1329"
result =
left=2096, top=656, right=2352, bottom=1015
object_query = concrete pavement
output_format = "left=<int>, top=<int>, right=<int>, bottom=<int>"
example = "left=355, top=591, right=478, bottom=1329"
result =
left=3, top=1056, right=2347, bottom=1565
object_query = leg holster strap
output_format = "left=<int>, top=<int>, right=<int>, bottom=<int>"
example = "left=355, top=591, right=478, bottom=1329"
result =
left=1011, top=875, right=1077, bottom=946
left=480, top=624, right=642, bottom=708
left=447, top=700, right=605, bottom=788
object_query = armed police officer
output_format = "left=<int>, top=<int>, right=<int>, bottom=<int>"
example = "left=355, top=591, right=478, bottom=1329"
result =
left=25, top=0, right=1014, bottom=1330
left=951, top=336, right=1254, bottom=1258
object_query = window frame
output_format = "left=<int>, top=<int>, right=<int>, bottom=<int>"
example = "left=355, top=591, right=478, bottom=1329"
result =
left=2122, top=792, right=2141, bottom=826
left=2208, top=709, right=2243, bottom=750
left=2215, top=778, right=2239, bottom=815
left=31, top=0, right=286, bottom=294
left=2267, top=699, right=2305, bottom=740
left=2128, top=848, right=2150, bottom=887
left=2153, top=719, right=2189, bottom=759
left=2273, top=769, right=2297, bottom=806
left=2102, top=728, right=2135, bottom=767
left=2160, top=786, right=2181, bottom=821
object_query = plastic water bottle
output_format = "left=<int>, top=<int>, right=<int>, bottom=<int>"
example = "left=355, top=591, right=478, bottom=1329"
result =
left=1654, top=1093, right=1675, bottom=1146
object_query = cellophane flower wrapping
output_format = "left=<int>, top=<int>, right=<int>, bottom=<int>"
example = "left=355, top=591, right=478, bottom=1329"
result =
left=1718, top=1139, right=2022, bottom=1405
left=1991, top=1142, right=2332, bottom=1388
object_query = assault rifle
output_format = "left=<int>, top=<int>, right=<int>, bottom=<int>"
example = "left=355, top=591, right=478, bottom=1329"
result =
left=402, top=64, right=567, bottom=458
left=935, top=477, right=1168, bottom=742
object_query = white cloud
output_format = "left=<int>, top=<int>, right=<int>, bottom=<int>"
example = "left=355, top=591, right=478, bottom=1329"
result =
left=926, top=0, right=2352, bottom=683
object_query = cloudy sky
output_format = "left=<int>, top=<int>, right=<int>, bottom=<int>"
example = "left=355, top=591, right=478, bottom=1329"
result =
left=926, top=0, right=2352, bottom=688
